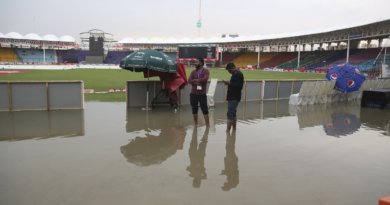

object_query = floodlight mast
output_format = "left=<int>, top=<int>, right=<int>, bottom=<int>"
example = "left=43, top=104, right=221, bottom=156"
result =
left=197, top=0, right=202, bottom=37
left=346, top=35, right=350, bottom=63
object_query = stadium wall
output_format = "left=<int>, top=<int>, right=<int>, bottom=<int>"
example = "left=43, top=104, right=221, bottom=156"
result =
left=0, top=81, right=84, bottom=111
left=126, top=80, right=305, bottom=107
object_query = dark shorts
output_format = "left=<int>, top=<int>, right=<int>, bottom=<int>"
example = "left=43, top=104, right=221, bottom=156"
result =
left=190, top=94, right=209, bottom=115
left=227, top=100, right=239, bottom=119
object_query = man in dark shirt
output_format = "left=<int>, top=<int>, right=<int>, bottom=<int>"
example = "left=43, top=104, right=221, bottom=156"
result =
left=223, top=62, right=244, bottom=132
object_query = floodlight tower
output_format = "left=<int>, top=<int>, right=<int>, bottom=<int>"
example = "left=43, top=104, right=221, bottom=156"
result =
left=196, top=0, right=202, bottom=37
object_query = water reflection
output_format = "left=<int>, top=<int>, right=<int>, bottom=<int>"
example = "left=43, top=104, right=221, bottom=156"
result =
left=291, top=101, right=390, bottom=137
left=360, top=107, right=390, bottom=136
left=323, top=112, right=361, bottom=137
left=120, top=125, right=186, bottom=166
left=290, top=102, right=361, bottom=129
left=220, top=131, right=239, bottom=191
left=187, top=126, right=209, bottom=188
left=290, top=102, right=361, bottom=136
left=0, top=110, right=84, bottom=141
left=126, top=107, right=189, bottom=132
left=126, top=100, right=292, bottom=131
left=1, top=101, right=390, bottom=205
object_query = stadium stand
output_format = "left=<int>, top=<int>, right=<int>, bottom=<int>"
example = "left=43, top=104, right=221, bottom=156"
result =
left=309, top=50, right=347, bottom=70
left=104, top=51, right=132, bottom=64
left=260, top=52, right=297, bottom=69
left=233, top=52, right=259, bottom=68
left=0, top=48, right=19, bottom=63
left=219, top=52, right=241, bottom=66
left=16, top=48, right=57, bottom=64
left=253, top=52, right=277, bottom=68
left=57, top=50, right=88, bottom=64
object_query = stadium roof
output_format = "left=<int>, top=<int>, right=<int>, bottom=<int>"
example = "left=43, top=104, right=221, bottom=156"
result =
left=118, top=18, right=390, bottom=44
left=1, top=18, right=388, bottom=45
left=5, top=32, right=23, bottom=39
left=24, top=33, right=42, bottom=41
left=1, top=32, right=76, bottom=42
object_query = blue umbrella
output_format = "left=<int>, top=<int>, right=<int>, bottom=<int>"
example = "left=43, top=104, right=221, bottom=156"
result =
left=326, top=63, right=366, bottom=93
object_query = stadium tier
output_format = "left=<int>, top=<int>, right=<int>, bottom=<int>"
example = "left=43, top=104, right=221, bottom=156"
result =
left=0, top=47, right=386, bottom=71
left=57, top=50, right=88, bottom=64
left=0, top=47, right=19, bottom=63
left=104, top=51, right=132, bottom=64
left=233, top=52, right=259, bottom=68
left=219, top=52, right=241, bottom=66
left=259, top=52, right=297, bottom=69
left=15, top=49, right=57, bottom=64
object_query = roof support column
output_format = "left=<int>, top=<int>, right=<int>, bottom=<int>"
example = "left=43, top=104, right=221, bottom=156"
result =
left=257, top=46, right=261, bottom=69
left=297, top=41, right=301, bottom=70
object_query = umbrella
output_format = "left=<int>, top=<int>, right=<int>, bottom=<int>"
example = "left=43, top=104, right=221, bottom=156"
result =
left=326, top=63, right=365, bottom=93
left=323, top=112, right=361, bottom=137
left=120, top=49, right=177, bottom=73
left=120, top=49, right=179, bottom=109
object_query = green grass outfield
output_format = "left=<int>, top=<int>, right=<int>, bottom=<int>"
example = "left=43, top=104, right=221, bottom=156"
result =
left=0, top=68, right=326, bottom=101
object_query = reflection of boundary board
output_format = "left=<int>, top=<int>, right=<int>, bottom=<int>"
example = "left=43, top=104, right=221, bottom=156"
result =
left=125, top=100, right=292, bottom=132
left=360, top=107, right=390, bottom=136
left=0, top=110, right=85, bottom=141
left=0, top=81, right=84, bottom=111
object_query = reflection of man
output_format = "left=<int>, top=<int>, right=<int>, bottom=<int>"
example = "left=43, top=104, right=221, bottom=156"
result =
left=220, top=131, right=239, bottom=191
left=186, top=126, right=209, bottom=188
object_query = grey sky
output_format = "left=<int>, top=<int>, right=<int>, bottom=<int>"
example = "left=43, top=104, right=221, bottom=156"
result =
left=1, top=0, right=389, bottom=41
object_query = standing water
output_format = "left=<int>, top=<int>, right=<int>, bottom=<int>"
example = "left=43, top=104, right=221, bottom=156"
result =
left=1, top=100, right=389, bottom=205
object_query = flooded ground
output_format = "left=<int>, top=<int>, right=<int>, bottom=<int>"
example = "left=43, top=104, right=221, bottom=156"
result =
left=1, top=100, right=390, bottom=205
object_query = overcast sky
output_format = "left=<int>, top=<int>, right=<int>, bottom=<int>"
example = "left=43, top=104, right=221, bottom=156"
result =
left=1, top=0, right=390, bottom=41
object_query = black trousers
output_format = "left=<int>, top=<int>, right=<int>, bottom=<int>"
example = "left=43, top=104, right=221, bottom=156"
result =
left=190, top=94, right=209, bottom=115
